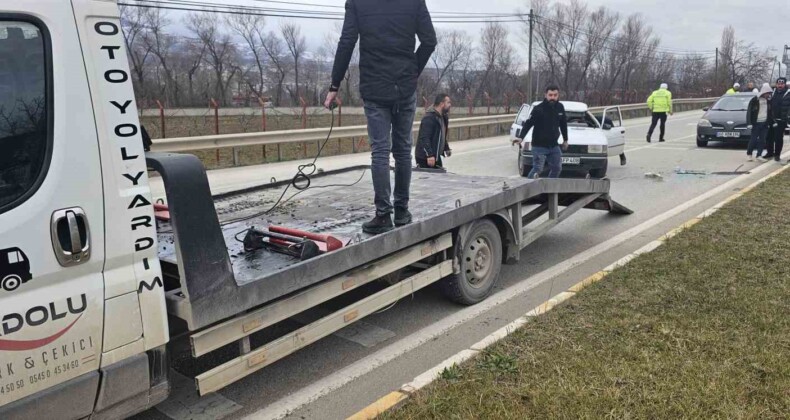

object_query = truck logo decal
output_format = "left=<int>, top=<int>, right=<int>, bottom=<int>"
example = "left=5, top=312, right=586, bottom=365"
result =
left=0, top=294, right=87, bottom=351
left=0, top=314, right=82, bottom=351
left=0, top=247, right=33, bottom=293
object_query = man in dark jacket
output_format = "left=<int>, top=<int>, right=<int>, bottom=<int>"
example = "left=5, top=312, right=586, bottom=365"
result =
left=324, top=0, right=437, bottom=234
left=416, top=94, right=452, bottom=169
left=517, top=85, right=569, bottom=179
left=765, top=77, right=790, bottom=161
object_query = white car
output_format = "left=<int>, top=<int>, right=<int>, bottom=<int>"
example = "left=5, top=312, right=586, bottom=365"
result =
left=510, top=101, right=626, bottom=178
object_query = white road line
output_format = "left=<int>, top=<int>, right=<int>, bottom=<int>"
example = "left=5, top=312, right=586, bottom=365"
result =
left=242, top=150, right=789, bottom=420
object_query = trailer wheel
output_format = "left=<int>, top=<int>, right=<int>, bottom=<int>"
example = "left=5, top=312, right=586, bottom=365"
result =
left=442, top=219, right=502, bottom=305
left=1, top=274, right=22, bottom=292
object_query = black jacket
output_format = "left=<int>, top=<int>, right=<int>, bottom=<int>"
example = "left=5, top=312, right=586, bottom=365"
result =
left=331, top=0, right=437, bottom=104
left=415, top=108, right=450, bottom=161
left=518, top=100, right=569, bottom=148
left=771, top=88, right=790, bottom=122
left=747, top=96, right=773, bottom=126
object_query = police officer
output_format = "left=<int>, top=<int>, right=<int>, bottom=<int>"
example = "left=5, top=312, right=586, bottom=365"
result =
left=646, top=83, right=673, bottom=143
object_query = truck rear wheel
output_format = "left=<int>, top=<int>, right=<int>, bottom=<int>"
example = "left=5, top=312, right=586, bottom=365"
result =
left=442, top=219, right=502, bottom=305
left=1, top=274, right=22, bottom=291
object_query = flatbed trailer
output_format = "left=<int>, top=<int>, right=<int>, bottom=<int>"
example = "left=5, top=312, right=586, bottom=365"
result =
left=148, top=152, right=631, bottom=395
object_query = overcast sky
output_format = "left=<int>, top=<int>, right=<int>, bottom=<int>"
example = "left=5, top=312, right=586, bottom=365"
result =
left=172, top=0, right=788, bottom=75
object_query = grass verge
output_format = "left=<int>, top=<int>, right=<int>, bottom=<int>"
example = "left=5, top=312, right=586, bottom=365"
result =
left=384, top=170, right=790, bottom=419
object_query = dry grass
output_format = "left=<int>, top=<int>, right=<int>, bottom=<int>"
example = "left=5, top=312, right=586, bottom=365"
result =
left=384, top=171, right=790, bottom=419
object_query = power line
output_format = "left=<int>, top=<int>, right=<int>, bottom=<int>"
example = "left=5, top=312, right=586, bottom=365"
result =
left=123, top=1, right=531, bottom=23
left=533, top=14, right=716, bottom=57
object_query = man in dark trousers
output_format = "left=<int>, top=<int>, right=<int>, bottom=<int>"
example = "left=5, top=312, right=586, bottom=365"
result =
left=517, top=85, right=569, bottom=179
left=765, top=77, right=790, bottom=161
left=324, top=0, right=436, bottom=234
left=416, top=94, right=452, bottom=169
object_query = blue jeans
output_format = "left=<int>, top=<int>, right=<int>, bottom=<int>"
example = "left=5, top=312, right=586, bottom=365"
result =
left=528, top=146, right=562, bottom=179
left=363, top=93, right=417, bottom=216
left=747, top=122, right=768, bottom=157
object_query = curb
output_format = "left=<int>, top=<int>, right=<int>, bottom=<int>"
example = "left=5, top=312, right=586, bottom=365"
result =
left=345, top=161, right=790, bottom=420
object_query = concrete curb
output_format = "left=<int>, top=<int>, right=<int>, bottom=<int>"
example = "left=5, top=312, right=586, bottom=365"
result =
left=344, top=161, right=790, bottom=420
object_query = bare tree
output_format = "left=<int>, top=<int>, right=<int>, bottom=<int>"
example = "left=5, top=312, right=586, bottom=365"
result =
left=477, top=23, right=514, bottom=101
left=261, top=31, right=290, bottom=106
left=280, top=22, right=307, bottom=102
left=719, top=26, right=774, bottom=86
left=185, top=12, right=240, bottom=106
left=178, top=39, right=207, bottom=105
left=227, top=13, right=268, bottom=100
left=120, top=5, right=153, bottom=99
left=429, top=30, right=473, bottom=94
left=142, top=8, right=181, bottom=105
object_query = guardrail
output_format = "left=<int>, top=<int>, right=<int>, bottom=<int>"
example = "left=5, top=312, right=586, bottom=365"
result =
left=150, top=113, right=516, bottom=153
left=150, top=97, right=717, bottom=168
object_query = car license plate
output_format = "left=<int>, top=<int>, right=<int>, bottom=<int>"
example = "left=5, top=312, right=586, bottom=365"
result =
left=561, top=157, right=581, bottom=164
left=716, top=132, right=740, bottom=138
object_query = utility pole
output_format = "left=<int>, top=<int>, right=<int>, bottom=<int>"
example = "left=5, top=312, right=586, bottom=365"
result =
left=527, top=9, right=534, bottom=103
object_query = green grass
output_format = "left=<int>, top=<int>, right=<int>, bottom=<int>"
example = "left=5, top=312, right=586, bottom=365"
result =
left=384, top=170, right=790, bottom=419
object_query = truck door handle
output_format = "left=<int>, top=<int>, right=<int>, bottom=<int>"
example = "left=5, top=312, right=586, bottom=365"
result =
left=51, top=207, right=91, bottom=267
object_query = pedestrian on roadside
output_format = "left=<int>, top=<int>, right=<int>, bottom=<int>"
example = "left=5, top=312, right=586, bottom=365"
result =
left=517, top=85, right=569, bottom=179
left=742, top=82, right=755, bottom=93
left=416, top=94, right=453, bottom=169
left=727, top=83, right=740, bottom=94
left=646, top=83, right=673, bottom=143
left=324, top=0, right=437, bottom=234
left=746, top=83, right=773, bottom=162
left=764, top=77, right=790, bottom=162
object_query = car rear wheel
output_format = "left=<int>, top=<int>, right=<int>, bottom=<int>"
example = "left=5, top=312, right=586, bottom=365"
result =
left=518, top=153, right=532, bottom=177
left=696, top=138, right=708, bottom=147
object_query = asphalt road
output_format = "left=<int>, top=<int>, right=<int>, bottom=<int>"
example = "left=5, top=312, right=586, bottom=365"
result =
left=136, top=110, right=789, bottom=420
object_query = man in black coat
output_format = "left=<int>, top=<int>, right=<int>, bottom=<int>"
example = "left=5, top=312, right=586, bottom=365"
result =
left=416, top=94, right=452, bottom=169
left=765, top=77, right=790, bottom=161
left=324, top=0, right=437, bottom=234
left=517, top=85, right=569, bottom=178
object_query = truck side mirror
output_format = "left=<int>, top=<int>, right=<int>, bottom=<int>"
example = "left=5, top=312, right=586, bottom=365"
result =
left=702, top=106, right=710, bottom=112
left=602, top=123, right=613, bottom=130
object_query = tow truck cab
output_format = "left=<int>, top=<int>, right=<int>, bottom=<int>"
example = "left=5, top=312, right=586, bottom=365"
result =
left=0, top=1, right=169, bottom=418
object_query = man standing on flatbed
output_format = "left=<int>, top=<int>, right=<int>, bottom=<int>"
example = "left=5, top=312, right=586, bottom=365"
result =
left=324, top=0, right=437, bottom=234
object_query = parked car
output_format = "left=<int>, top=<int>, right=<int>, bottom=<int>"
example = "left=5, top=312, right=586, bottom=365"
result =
left=510, top=101, right=625, bottom=178
left=697, top=92, right=756, bottom=147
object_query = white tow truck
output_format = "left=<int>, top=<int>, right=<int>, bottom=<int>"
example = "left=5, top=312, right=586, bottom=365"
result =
left=0, top=1, right=632, bottom=419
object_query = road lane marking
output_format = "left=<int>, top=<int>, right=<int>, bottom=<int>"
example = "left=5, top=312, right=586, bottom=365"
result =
left=242, top=151, right=789, bottom=420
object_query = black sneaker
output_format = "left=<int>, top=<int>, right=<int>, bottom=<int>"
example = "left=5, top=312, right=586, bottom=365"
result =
left=619, top=154, right=627, bottom=166
left=362, top=215, right=394, bottom=234
left=394, top=208, right=412, bottom=226
left=659, top=138, right=666, bottom=142
left=646, top=135, right=651, bottom=143
left=763, top=154, right=774, bottom=159
left=774, top=156, right=781, bottom=162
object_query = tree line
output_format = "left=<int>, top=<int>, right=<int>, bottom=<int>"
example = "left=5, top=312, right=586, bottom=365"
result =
left=120, top=0, right=776, bottom=110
